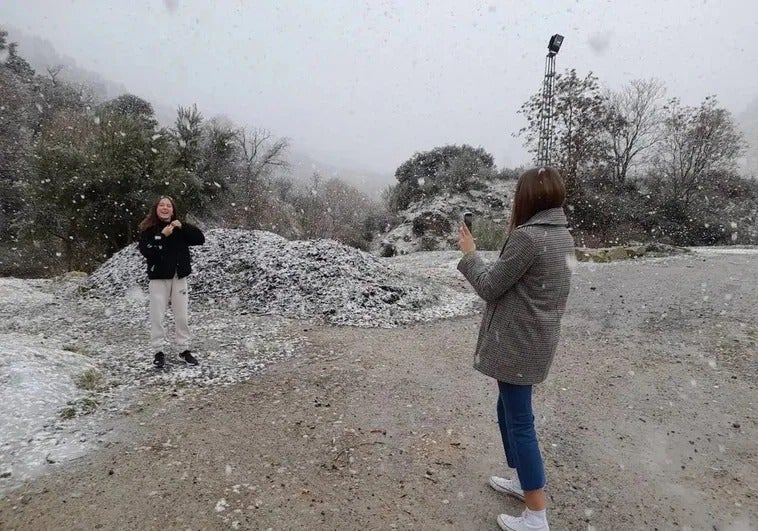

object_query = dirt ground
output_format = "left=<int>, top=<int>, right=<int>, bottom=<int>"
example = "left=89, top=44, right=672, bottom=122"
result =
left=0, top=251, right=756, bottom=530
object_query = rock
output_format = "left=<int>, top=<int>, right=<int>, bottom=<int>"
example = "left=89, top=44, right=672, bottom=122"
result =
left=419, top=236, right=438, bottom=251
left=379, top=240, right=396, bottom=258
left=606, top=247, right=629, bottom=261
left=645, top=242, right=690, bottom=255
left=625, top=245, right=647, bottom=258
left=62, top=271, right=88, bottom=279
left=576, top=245, right=649, bottom=263
left=0, top=470, right=11, bottom=478
left=576, top=248, right=610, bottom=263
left=377, top=178, right=516, bottom=254
left=482, top=193, right=506, bottom=209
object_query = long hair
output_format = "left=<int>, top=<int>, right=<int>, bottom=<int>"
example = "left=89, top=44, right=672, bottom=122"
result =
left=138, top=196, right=178, bottom=232
left=507, top=167, right=566, bottom=233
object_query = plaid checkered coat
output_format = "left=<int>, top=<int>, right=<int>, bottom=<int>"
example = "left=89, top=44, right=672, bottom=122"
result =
left=457, top=208, right=574, bottom=384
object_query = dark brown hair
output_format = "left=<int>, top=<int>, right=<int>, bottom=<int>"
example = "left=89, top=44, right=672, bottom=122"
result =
left=138, top=196, right=178, bottom=232
left=507, top=167, right=566, bottom=233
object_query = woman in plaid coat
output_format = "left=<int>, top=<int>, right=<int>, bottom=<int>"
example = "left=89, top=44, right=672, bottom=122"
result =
left=458, top=167, right=574, bottom=531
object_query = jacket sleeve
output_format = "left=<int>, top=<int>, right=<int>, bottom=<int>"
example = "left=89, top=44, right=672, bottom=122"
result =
left=181, top=223, right=205, bottom=246
left=138, top=229, right=165, bottom=260
left=457, top=229, right=536, bottom=302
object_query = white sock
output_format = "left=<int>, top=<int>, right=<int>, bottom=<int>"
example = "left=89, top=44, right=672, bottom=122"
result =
left=525, top=508, right=547, bottom=523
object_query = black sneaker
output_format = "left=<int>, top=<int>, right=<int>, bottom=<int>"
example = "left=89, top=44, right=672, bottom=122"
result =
left=153, top=351, right=165, bottom=368
left=178, top=350, right=198, bottom=365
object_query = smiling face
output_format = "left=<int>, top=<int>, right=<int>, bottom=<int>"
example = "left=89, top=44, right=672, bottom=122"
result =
left=156, top=198, right=174, bottom=222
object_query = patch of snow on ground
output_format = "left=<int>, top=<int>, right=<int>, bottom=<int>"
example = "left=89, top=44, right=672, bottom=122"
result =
left=689, top=246, right=758, bottom=255
left=0, top=332, right=97, bottom=485
left=0, top=277, right=54, bottom=306
left=0, top=273, right=302, bottom=492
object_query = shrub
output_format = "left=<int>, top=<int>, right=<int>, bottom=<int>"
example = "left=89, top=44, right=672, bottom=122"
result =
left=419, top=236, right=438, bottom=251
left=411, top=211, right=452, bottom=237
left=74, top=369, right=102, bottom=391
left=473, top=218, right=508, bottom=251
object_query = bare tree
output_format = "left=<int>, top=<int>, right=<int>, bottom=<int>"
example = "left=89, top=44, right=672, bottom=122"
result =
left=290, top=174, right=373, bottom=248
left=235, top=127, right=289, bottom=183
left=45, top=64, right=64, bottom=86
left=603, top=78, right=666, bottom=183
left=293, top=172, right=323, bottom=238
left=518, top=69, right=608, bottom=196
left=654, top=96, right=745, bottom=207
left=223, top=128, right=290, bottom=227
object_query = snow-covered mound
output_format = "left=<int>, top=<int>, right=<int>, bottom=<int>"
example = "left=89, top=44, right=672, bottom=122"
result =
left=87, top=229, right=476, bottom=327
left=378, top=179, right=517, bottom=255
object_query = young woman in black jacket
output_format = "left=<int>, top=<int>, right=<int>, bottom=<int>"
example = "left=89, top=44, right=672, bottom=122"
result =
left=138, top=196, right=205, bottom=368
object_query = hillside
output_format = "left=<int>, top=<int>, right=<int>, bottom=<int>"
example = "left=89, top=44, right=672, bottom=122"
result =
left=376, top=178, right=517, bottom=255
left=2, top=24, right=131, bottom=106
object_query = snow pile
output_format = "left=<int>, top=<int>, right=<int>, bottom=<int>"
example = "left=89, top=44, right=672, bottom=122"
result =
left=87, top=229, right=477, bottom=327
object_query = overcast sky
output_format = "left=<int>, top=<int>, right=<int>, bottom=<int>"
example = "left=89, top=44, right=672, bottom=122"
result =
left=2, top=0, right=757, bottom=176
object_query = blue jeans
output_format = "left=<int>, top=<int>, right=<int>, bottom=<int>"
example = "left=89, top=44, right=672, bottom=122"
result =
left=496, top=381, right=546, bottom=491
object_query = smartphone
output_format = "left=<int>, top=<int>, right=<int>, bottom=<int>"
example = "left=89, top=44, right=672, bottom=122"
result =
left=463, top=212, right=473, bottom=232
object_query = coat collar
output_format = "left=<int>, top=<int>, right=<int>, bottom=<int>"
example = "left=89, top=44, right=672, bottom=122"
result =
left=518, top=207, right=568, bottom=228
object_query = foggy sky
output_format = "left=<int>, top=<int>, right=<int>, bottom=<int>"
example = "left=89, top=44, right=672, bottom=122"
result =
left=2, top=0, right=757, bottom=178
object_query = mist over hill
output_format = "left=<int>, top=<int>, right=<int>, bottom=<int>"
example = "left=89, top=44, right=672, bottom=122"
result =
left=4, top=24, right=127, bottom=102
left=286, top=150, right=393, bottom=198
left=3, top=25, right=393, bottom=197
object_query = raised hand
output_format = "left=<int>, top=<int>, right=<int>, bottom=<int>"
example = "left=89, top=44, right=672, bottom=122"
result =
left=459, top=224, right=476, bottom=255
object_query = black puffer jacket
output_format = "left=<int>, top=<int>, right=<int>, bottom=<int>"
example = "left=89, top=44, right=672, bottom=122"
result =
left=138, top=221, right=205, bottom=280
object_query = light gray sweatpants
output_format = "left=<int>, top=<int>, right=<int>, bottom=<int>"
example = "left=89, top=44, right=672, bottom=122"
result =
left=149, top=275, right=191, bottom=351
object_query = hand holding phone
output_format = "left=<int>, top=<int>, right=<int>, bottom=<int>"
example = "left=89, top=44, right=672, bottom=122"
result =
left=459, top=212, right=476, bottom=254
left=463, top=212, right=474, bottom=232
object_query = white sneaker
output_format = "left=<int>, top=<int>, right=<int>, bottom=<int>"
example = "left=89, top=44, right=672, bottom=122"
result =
left=497, top=510, right=550, bottom=531
left=489, top=475, right=525, bottom=501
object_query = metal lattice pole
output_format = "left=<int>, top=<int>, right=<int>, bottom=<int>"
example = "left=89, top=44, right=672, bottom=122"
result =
left=537, top=53, right=556, bottom=166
